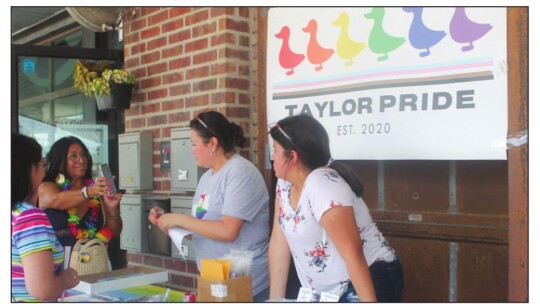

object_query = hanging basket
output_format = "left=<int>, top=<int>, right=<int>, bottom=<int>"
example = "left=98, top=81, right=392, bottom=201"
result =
left=95, top=84, right=134, bottom=111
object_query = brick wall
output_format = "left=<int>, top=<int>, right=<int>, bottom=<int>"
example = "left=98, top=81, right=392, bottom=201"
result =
left=122, top=7, right=259, bottom=292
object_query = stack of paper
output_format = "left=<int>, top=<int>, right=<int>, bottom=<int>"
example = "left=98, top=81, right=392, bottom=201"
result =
left=200, top=259, right=231, bottom=280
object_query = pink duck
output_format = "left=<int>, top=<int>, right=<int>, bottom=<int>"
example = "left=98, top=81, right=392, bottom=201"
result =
left=302, top=19, right=334, bottom=71
left=450, top=7, right=493, bottom=52
left=275, top=26, right=305, bottom=76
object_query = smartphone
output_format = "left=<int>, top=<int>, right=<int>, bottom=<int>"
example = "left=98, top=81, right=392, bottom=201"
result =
left=98, top=163, right=118, bottom=194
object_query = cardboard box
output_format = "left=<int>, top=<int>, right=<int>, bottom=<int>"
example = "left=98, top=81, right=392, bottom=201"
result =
left=72, top=266, right=169, bottom=294
left=197, top=275, right=253, bottom=302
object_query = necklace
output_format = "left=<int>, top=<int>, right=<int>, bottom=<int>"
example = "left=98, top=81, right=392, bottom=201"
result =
left=56, top=174, right=112, bottom=242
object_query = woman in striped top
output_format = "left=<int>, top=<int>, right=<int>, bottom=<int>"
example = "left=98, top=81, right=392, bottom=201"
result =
left=11, top=133, right=80, bottom=301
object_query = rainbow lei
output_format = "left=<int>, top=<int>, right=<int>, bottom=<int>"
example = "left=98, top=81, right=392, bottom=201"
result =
left=56, top=174, right=112, bottom=242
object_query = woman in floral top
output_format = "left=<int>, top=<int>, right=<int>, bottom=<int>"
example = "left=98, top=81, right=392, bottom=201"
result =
left=268, top=115, right=403, bottom=302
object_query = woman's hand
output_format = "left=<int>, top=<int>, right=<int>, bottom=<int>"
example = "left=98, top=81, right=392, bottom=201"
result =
left=88, top=177, right=108, bottom=197
left=148, top=206, right=164, bottom=225
left=103, top=191, right=122, bottom=209
left=156, top=213, right=183, bottom=234
left=59, top=268, right=80, bottom=290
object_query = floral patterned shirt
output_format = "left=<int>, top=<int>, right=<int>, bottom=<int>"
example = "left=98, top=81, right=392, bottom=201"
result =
left=276, top=168, right=395, bottom=295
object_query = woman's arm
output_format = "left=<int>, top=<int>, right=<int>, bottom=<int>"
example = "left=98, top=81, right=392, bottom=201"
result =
left=320, top=206, right=377, bottom=302
left=21, top=250, right=80, bottom=301
left=155, top=212, right=243, bottom=242
left=269, top=195, right=291, bottom=300
left=38, top=178, right=108, bottom=210
left=102, top=192, right=123, bottom=237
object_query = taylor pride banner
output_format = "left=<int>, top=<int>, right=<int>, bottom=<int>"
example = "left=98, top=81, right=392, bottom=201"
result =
left=266, top=7, right=508, bottom=160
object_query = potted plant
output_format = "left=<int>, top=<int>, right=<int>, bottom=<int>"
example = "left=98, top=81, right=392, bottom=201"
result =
left=73, top=59, right=136, bottom=111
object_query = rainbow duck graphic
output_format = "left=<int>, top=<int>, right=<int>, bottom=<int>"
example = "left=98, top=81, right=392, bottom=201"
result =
left=332, top=12, right=366, bottom=66
left=275, top=25, right=305, bottom=76
left=364, top=8, right=406, bottom=62
left=302, top=19, right=334, bottom=71
left=195, top=193, right=208, bottom=219
left=403, top=7, right=446, bottom=57
left=450, top=7, right=493, bottom=52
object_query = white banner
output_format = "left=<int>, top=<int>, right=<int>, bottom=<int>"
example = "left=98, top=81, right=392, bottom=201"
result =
left=267, top=7, right=508, bottom=160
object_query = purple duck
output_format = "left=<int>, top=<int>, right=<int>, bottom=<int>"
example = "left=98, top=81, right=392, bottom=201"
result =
left=450, top=7, right=493, bottom=52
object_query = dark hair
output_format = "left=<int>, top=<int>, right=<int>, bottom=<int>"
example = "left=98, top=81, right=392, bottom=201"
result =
left=12, top=133, right=43, bottom=210
left=270, top=114, right=363, bottom=197
left=189, top=110, right=246, bottom=153
left=42, top=136, right=93, bottom=183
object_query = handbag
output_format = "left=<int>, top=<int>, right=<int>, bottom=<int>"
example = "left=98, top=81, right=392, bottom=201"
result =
left=69, top=238, right=109, bottom=275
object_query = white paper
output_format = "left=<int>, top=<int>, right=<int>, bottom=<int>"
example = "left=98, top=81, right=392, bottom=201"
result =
left=63, top=246, right=71, bottom=270
left=168, top=227, right=192, bottom=259
left=211, top=284, right=228, bottom=298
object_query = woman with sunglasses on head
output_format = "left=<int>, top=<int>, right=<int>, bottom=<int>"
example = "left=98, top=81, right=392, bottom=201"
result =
left=268, top=114, right=403, bottom=302
left=38, top=136, right=122, bottom=254
left=12, top=133, right=80, bottom=301
left=148, top=111, right=271, bottom=301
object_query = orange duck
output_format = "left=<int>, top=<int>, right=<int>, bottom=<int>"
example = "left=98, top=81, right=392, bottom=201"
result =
left=302, top=19, right=335, bottom=71
left=275, top=26, right=305, bottom=76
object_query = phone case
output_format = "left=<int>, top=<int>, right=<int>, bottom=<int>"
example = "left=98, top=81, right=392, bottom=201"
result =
left=99, top=164, right=118, bottom=194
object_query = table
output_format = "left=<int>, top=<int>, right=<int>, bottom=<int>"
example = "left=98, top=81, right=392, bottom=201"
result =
left=61, top=284, right=185, bottom=302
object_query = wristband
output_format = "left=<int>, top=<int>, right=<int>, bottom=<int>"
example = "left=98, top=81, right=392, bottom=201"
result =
left=95, top=227, right=114, bottom=243
left=81, top=186, right=90, bottom=200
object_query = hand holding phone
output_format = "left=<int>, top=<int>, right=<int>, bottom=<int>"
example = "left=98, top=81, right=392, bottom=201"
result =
left=98, top=163, right=118, bottom=194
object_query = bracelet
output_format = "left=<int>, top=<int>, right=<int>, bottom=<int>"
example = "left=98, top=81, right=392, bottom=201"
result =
left=107, top=214, right=119, bottom=218
left=81, top=186, right=90, bottom=200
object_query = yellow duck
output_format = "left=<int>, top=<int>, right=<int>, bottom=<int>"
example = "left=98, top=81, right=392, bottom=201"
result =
left=364, top=8, right=406, bottom=61
left=332, top=12, right=366, bottom=66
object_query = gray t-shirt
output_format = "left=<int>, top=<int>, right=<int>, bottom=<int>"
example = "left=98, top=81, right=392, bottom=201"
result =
left=191, top=153, right=270, bottom=295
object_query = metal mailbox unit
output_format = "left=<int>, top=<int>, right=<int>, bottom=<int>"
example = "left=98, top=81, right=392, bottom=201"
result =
left=170, top=128, right=206, bottom=192
left=171, top=196, right=197, bottom=261
left=120, top=194, right=148, bottom=252
left=118, top=131, right=153, bottom=190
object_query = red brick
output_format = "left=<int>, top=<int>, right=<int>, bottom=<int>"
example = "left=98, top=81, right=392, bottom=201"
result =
left=239, top=35, right=250, bottom=47
left=141, top=26, right=161, bottom=40
left=193, top=79, right=217, bottom=92
left=147, top=37, right=167, bottom=51
left=186, top=10, right=209, bottom=26
left=168, top=111, right=191, bottom=124
left=211, top=32, right=236, bottom=46
left=124, top=32, right=140, bottom=46
left=162, top=45, right=183, bottom=59
left=162, top=19, right=184, bottom=33
left=143, top=255, right=164, bottom=268
left=169, top=57, right=191, bottom=70
left=125, top=106, right=140, bottom=116
left=193, top=50, right=217, bottom=65
left=225, top=47, right=249, bottom=61
left=148, top=10, right=168, bottom=26
left=185, top=38, right=208, bottom=53
left=148, top=88, right=168, bottom=100
left=153, top=181, right=162, bottom=190
left=128, top=117, right=146, bottom=128
left=210, top=7, right=235, bottom=17
left=134, top=67, right=147, bottom=79
left=142, top=102, right=161, bottom=114
left=169, top=84, right=191, bottom=96
left=170, top=274, right=195, bottom=289
left=153, top=167, right=168, bottom=178
left=238, top=64, right=249, bottom=76
left=186, top=66, right=209, bottom=80
left=169, top=29, right=191, bottom=44
left=224, top=18, right=249, bottom=33
left=239, top=7, right=250, bottom=18
left=162, top=99, right=185, bottom=111
left=169, top=7, right=191, bottom=18
left=211, top=62, right=236, bottom=76
left=211, top=92, right=235, bottom=105
left=141, top=51, right=160, bottom=65
left=185, top=94, right=210, bottom=107
left=187, top=261, right=200, bottom=274
left=162, top=179, right=171, bottom=191
left=162, top=72, right=184, bottom=85
left=141, top=7, right=161, bottom=16
left=127, top=252, right=143, bottom=264
left=148, top=62, right=167, bottom=76
left=225, top=77, right=250, bottom=90
left=125, top=57, right=140, bottom=69
left=239, top=93, right=250, bottom=104
left=141, top=76, right=161, bottom=90
left=130, top=18, right=147, bottom=32
left=192, top=22, right=217, bottom=37
left=131, top=42, right=146, bottom=55
left=225, top=106, right=250, bottom=118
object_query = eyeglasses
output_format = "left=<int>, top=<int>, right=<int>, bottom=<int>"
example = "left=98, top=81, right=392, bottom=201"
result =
left=268, top=122, right=293, bottom=144
left=66, top=151, right=88, bottom=162
left=195, top=116, right=217, bottom=137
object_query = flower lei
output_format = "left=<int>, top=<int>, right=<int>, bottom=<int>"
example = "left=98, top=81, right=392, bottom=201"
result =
left=56, top=174, right=113, bottom=242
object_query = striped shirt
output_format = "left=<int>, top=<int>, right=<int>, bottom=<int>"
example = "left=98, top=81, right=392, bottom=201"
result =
left=12, top=201, right=64, bottom=302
